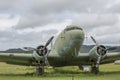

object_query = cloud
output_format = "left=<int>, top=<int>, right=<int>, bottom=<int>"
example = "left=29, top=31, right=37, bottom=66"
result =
left=14, top=14, right=61, bottom=29
left=0, top=0, right=120, bottom=14
left=0, top=0, right=120, bottom=50
left=71, top=13, right=119, bottom=31
left=0, top=28, right=58, bottom=50
left=0, top=15, right=19, bottom=30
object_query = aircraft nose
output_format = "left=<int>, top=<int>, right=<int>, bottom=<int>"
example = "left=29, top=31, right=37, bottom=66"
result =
left=71, top=30, right=85, bottom=40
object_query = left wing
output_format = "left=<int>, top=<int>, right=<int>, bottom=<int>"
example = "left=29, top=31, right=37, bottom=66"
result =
left=0, top=53, right=35, bottom=66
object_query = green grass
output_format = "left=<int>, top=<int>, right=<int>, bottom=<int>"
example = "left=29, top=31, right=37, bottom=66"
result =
left=0, top=62, right=120, bottom=80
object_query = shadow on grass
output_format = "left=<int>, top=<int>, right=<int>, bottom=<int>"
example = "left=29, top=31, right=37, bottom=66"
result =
left=0, top=70, right=120, bottom=77
left=99, top=71, right=120, bottom=75
left=0, top=72, right=35, bottom=77
left=53, top=69, right=83, bottom=74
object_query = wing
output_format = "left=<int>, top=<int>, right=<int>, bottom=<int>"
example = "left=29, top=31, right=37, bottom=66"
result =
left=76, top=52, right=120, bottom=65
left=0, top=53, right=36, bottom=66
left=101, top=52, right=120, bottom=64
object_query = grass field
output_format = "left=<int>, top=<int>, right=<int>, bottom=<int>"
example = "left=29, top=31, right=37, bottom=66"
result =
left=0, top=62, right=119, bottom=80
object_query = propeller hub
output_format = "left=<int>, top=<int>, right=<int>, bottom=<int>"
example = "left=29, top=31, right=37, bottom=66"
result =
left=36, top=45, right=48, bottom=56
left=97, top=45, right=107, bottom=56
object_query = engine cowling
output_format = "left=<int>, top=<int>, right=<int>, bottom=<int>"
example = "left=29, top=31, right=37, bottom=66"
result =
left=36, top=45, right=48, bottom=56
left=89, top=45, right=107, bottom=60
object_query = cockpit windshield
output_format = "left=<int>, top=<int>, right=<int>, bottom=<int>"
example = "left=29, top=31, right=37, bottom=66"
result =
left=64, top=26, right=83, bottom=31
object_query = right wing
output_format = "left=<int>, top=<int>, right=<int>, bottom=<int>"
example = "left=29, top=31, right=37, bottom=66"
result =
left=75, top=52, right=120, bottom=65
left=101, top=52, right=120, bottom=64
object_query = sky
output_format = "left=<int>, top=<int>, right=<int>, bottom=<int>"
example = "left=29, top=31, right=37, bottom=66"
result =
left=0, top=0, right=120, bottom=50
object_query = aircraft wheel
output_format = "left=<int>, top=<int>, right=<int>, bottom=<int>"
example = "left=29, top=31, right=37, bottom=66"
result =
left=36, top=66, right=44, bottom=75
left=91, top=66, right=99, bottom=74
left=38, top=67, right=44, bottom=75
left=78, top=65, right=83, bottom=70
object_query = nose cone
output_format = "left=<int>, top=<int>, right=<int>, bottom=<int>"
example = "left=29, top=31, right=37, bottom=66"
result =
left=72, top=30, right=85, bottom=40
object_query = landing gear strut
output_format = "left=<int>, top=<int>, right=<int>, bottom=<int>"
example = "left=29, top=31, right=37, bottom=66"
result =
left=91, top=63, right=99, bottom=74
left=36, top=61, right=44, bottom=75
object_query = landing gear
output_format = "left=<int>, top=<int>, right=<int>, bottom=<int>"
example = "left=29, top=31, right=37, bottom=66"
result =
left=91, top=63, right=99, bottom=74
left=36, top=61, right=44, bottom=75
left=36, top=66, right=44, bottom=75
left=78, top=65, right=83, bottom=70
left=91, top=66, right=99, bottom=74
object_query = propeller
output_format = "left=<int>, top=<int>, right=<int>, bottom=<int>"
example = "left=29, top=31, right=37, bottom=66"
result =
left=90, top=36, right=98, bottom=46
left=23, top=36, right=54, bottom=66
left=90, top=36, right=106, bottom=67
left=96, top=56, right=101, bottom=67
left=43, top=36, right=54, bottom=66
left=44, top=36, right=54, bottom=48
left=90, top=36, right=118, bottom=67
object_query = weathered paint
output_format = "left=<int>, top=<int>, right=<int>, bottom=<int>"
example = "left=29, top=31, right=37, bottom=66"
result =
left=0, top=25, right=120, bottom=67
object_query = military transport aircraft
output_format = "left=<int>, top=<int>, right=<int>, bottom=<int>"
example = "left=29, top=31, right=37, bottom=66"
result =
left=0, top=25, right=120, bottom=75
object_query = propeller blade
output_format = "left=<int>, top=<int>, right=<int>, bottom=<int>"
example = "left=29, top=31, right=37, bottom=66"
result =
left=45, top=36, right=54, bottom=47
left=23, top=47, right=36, bottom=51
left=96, top=55, right=102, bottom=67
left=90, top=36, right=98, bottom=45
left=43, top=50, right=50, bottom=66
left=44, top=56, right=50, bottom=66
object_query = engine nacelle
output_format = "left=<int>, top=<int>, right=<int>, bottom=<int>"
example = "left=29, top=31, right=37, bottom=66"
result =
left=36, top=45, right=48, bottom=56
left=89, top=45, right=107, bottom=60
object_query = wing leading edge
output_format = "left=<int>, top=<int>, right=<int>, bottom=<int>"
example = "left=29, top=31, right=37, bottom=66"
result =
left=0, top=53, right=36, bottom=66
left=76, top=52, right=120, bottom=65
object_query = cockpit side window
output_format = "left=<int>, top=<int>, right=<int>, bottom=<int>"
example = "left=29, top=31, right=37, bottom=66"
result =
left=65, top=27, right=82, bottom=31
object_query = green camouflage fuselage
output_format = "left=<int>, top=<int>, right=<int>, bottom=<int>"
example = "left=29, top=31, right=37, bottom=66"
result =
left=48, top=26, right=86, bottom=66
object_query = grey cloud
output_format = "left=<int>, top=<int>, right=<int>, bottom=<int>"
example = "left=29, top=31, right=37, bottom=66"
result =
left=0, top=29, right=58, bottom=50
left=13, top=12, right=70, bottom=29
left=0, top=0, right=15, bottom=11
left=98, top=34, right=120, bottom=45
left=14, top=14, right=58, bottom=29
left=0, top=0, right=120, bottom=50
left=0, top=0, right=119, bottom=14
left=0, top=0, right=119, bottom=30
left=14, top=13, right=119, bottom=30
left=107, top=4, right=120, bottom=13
left=30, top=0, right=114, bottom=14
left=71, top=13, right=119, bottom=31
left=84, top=24, right=120, bottom=45
left=41, top=29, right=58, bottom=34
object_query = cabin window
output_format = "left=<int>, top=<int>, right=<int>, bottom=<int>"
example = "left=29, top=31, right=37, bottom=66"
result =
left=65, top=27, right=82, bottom=31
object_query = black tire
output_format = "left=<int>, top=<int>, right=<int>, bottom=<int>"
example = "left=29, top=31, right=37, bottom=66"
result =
left=91, top=67, right=99, bottom=74
left=36, top=66, right=44, bottom=75
left=94, top=67, right=99, bottom=74
left=38, top=67, right=44, bottom=75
